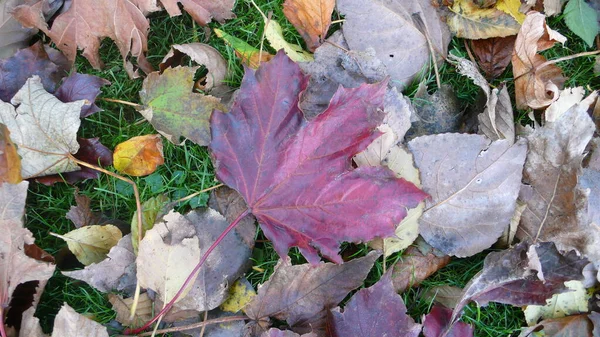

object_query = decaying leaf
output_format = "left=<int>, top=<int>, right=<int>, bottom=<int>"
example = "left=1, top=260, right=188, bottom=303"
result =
left=524, top=280, right=590, bottom=326
left=447, top=0, right=521, bottom=39
left=0, top=0, right=38, bottom=59
left=519, top=314, right=595, bottom=337
left=109, top=293, right=153, bottom=328
left=0, top=123, right=21, bottom=183
left=63, top=234, right=137, bottom=295
left=0, top=76, right=83, bottom=178
left=54, top=72, right=111, bottom=118
left=261, top=329, right=317, bottom=337
left=544, top=0, right=567, bottom=16
left=405, top=84, right=462, bottom=140
left=449, top=242, right=588, bottom=326
left=512, top=12, right=566, bottom=109
left=327, top=274, right=422, bottom=337
left=422, top=286, right=463, bottom=309
left=113, top=134, right=164, bottom=176
left=337, top=0, right=450, bottom=89
left=422, top=305, right=473, bottom=337
left=282, top=0, right=334, bottom=51
left=139, top=67, right=224, bottom=146
left=390, top=241, right=451, bottom=292
left=544, top=87, right=590, bottom=122
left=131, top=194, right=171, bottom=253
left=244, top=252, right=380, bottom=334
left=470, top=36, right=516, bottom=79
left=408, top=134, right=527, bottom=257
left=19, top=307, right=45, bottom=337
left=171, top=309, right=247, bottom=337
left=214, top=28, right=274, bottom=69
left=65, top=189, right=108, bottom=229
left=13, top=0, right=152, bottom=77
left=210, top=52, right=426, bottom=264
left=159, top=43, right=228, bottom=90
left=52, top=225, right=123, bottom=266
left=150, top=0, right=234, bottom=25
left=52, top=303, right=109, bottom=337
left=496, top=0, right=526, bottom=23
left=208, top=185, right=256, bottom=236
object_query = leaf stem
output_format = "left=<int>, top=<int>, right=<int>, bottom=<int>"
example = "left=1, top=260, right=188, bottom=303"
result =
left=170, top=183, right=224, bottom=204
left=124, top=208, right=252, bottom=335
left=136, top=315, right=248, bottom=336
left=100, top=97, right=143, bottom=109
left=537, top=50, right=600, bottom=71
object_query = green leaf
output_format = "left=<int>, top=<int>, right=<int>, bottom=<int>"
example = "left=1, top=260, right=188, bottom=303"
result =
left=564, top=0, right=599, bottom=47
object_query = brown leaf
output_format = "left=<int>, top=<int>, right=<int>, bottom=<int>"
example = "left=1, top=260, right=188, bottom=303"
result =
left=519, top=314, right=594, bottom=337
left=108, top=293, right=152, bottom=328
left=113, top=134, right=164, bottom=176
left=154, top=0, right=234, bottom=25
left=66, top=189, right=108, bottom=228
left=512, top=11, right=566, bottom=109
left=470, top=36, right=516, bottom=79
left=208, top=186, right=256, bottom=246
left=282, top=0, right=334, bottom=51
left=391, top=242, right=451, bottom=293
left=19, top=307, right=46, bottom=337
left=0, top=123, right=21, bottom=184
left=159, top=43, right=228, bottom=90
left=408, top=134, right=527, bottom=257
left=244, top=252, right=380, bottom=335
left=422, top=286, right=464, bottom=309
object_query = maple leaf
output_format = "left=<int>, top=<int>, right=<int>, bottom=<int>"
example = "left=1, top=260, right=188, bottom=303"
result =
left=55, top=72, right=111, bottom=118
left=210, top=51, right=426, bottom=264
left=327, top=273, right=422, bottom=337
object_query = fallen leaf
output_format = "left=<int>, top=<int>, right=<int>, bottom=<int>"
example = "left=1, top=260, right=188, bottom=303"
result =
left=449, top=242, right=588, bottom=327
left=0, top=0, right=36, bottom=59
left=154, top=0, right=234, bottom=25
left=113, top=134, right=164, bottom=176
left=159, top=43, right=228, bottom=90
left=524, top=280, right=590, bottom=325
left=337, top=0, right=450, bottom=89
left=0, top=76, right=83, bottom=178
left=0, top=42, right=67, bottom=102
left=422, top=286, right=464, bottom=309
left=62, top=234, right=137, bottom=295
left=495, top=200, right=526, bottom=248
left=422, top=305, right=473, bottom=337
left=512, top=12, right=566, bottom=109
left=244, top=252, right=380, bottom=335
left=52, top=224, right=123, bottom=265
left=210, top=52, right=426, bottom=264
left=519, top=314, right=594, bottom=337
left=131, top=194, right=171, bottom=253
left=208, top=186, right=256, bottom=238
left=564, top=0, right=599, bottom=47
left=109, top=293, right=152, bottom=328
left=405, top=84, right=462, bottom=140
left=263, top=15, right=314, bottom=62
left=0, top=123, right=21, bottom=183
left=214, top=28, right=274, bottom=69
left=19, top=307, right=45, bottom=337
left=470, top=36, right=517, bottom=79
left=13, top=0, right=152, bottom=77
left=390, top=242, right=451, bottom=293
left=298, top=31, right=388, bottom=118
left=327, top=274, right=422, bottom=337
left=448, top=0, right=521, bottom=39
left=0, top=181, right=55, bottom=327
left=54, top=72, right=111, bottom=118
left=139, top=67, right=224, bottom=146
left=496, top=0, right=526, bottom=23
left=65, top=189, right=108, bottom=228
left=590, top=312, right=600, bottom=336
left=220, top=278, right=256, bottom=313
left=408, top=134, right=527, bottom=257
left=282, top=0, right=334, bottom=51
left=545, top=87, right=587, bottom=122
left=262, top=329, right=317, bottom=337
left=516, top=103, right=600, bottom=272
left=52, top=303, right=109, bottom=337
left=172, top=309, right=246, bottom=337
left=545, top=0, right=567, bottom=16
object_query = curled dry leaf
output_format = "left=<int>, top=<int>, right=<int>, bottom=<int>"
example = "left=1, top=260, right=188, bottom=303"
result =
left=447, top=0, right=521, bottom=39
left=512, top=12, right=567, bottom=109
left=139, top=67, right=224, bottom=146
left=470, top=36, right=517, bottom=79
left=327, top=274, right=422, bottom=337
left=159, top=43, right=228, bottom=90
left=0, top=123, right=21, bottom=183
left=52, top=224, right=123, bottom=266
left=113, top=134, right=164, bottom=176
left=145, top=0, right=235, bottom=25
left=337, top=0, right=450, bottom=89
left=0, top=76, right=83, bottom=178
left=244, top=252, right=380, bottom=335
left=422, top=305, right=473, bottom=337
left=214, top=28, right=274, bottom=69
left=408, top=134, right=527, bottom=257
left=390, top=242, right=451, bottom=293
left=282, top=0, right=334, bottom=51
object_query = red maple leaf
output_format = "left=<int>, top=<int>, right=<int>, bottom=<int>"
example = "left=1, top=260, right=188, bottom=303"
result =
left=210, top=51, right=426, bottom=263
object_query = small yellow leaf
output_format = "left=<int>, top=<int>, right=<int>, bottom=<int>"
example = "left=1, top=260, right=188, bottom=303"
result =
left=448, top=0, right=521, bottom=39
left=52, top=225, right=123, bottom=265
left=220, top=279, right=256, bottom=313
left=524, top=280, right=590, bottom=326
left=496, top=0, right=526, bottom=24
left=264, top=18, right=314, bottom=62
left=113, top=134, right=164, bottom=176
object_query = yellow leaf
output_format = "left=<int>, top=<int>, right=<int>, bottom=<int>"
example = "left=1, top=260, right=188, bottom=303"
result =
left=52, top=225, right=123, bottom=265
left=496, top=0, right=526, bottom=24
left=220, top=278, right=256, bottom=313
left=448, top=0, right=521, bottom=39
left=524, top=280, right=590, bottom=326
left=113, top=134, right=164, bottom=176
left=0, top=123, right=22, bottom=183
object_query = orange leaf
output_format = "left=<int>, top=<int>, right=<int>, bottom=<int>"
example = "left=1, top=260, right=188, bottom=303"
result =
left=0, top=123, right=22, bottom=183
left=113, top=135, right=164, bottom=176
left=283, top=0, right=335, bottom=52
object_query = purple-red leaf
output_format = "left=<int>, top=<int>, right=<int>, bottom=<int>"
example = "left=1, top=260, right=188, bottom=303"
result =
left=422, top=305, right=473, bottom=337
left=327, top=273, right=421, bottom=337
left=210, top=51, right=426, bottom=264
left=55, top=73, right=111, bottom=118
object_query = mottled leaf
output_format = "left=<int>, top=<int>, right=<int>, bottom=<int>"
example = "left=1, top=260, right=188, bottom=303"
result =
left=422, top=286, right=463, bottom=309
left=113, top=134, right=164, bottom=176
left=262, top=14, right=313, bottom=62
left=405, top=84, right=462, bottom=140
left=220, top=278, right=256, bottom=313
left=448, top=0, right=520, bottom=39
left=524, top=280, right=589, bottom=325
left=261, top=329, right=316, bottom=337
left=214, top=28, right=274, bottom=69
left=65, top=189, right=108, bottom=228
left=153, top=0, right=234, bottom=25
left=108, top=293, right=152, bottom=328
left=131, top=194, right=171, bottom=253
left=519, top=314, right=594, bottom=337
left=283, top=0, right=334, bottom=51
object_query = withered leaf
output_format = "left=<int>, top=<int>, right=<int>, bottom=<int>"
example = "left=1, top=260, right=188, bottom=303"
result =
left=261, top=329, right=317, bottom=337
left=282, top=0, right=334, bottom=51
left=159, top=43, right=228, bottom=90
left=524, top=280, right=589, bottom=325
left=470, top=36, right=516, bottom=79
left=0, top=123, right=21, bottom=183
left=408, top=134, right=527, bottom=257
left=131, top=194, right=171, bottom=253
left=154, top=0, right=234, bottom=25
left=108, top=293, right=153, bottom=328
left=390, top=242, right=451, bottom=293
left=519, top=314, right=594, bottom=337
left=328, top=274, right=422, bottom=337
left=405, top=84, right=462, bottom=140
left=244, top=251, right=380, bottom=335
left=65, top=189, right=108, bottom=229
left=52, top=303, right=108, bottom=337
left=422, top=286, right=463, bottom=310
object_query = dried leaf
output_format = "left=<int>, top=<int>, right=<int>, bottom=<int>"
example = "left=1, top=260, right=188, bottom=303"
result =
left=544, top=87, right=588, bottom=122
left=470, top=36, right=516, bottom=79
left=52, top=303, right=108, bottom=337
left=210, top=52, right=426, bottom=264
left=327, top=274, right=422, bottom=337
left=261, top=329, right=317, bottom=337
left=214, top=28, right=274, bottom=69
left=172, top=309, right=246, bottom=337
left=405, top=84, right=462, bottom=140
left=159, top=43, right=228, bottom=90
left=63, top=234, right=137, bottom=295
left=108, top=293, right=152, bottom=328
left=139, top=67, right=224, bottom=146
left=65, top=189, right=106, bottom=229
left=0, top=76, right=83, bottom=178
left=524, top=280, right=590, bottom=325
left=0, top=123, right=21, bottom=183
left=422, top=286, right=463, bottom=309
left=448, top=0, right=521, bottom=39
left=0, top=0, right=37, bottom=59
left=54, top=72, right=110, bottom=118
left=113, top=134, right=164, bottom=176
left=390, top=243, right=451, bottom=293
left=19, top=307, right=46, bottom=337
left=408, top=134, right=527, bottom=257
left=154, top=0, right=234, bottom=25
left=244, top=252, right=380, bottom=334
left=337, top=0, right=450, bottom=89
left=519, top=314, right=594, bottom=337
left=208, top=186, right=256, bottom=239
left=545, top=0, right=567, bottom=16
left=512, top=12, right=566, bottom=109
left=52, top=225, right=123, bottom=266
left=564, top=0, right=599, bottom=47
left=282, top=0, right=334, bottom=51
left=422, top=305, right=473, bottom=337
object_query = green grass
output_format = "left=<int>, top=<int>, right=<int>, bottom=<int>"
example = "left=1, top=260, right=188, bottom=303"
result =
left=21, top=0, right=599, bottom=336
